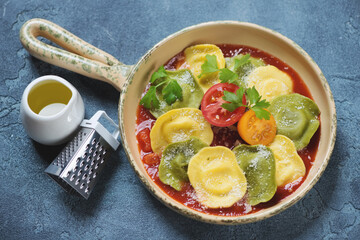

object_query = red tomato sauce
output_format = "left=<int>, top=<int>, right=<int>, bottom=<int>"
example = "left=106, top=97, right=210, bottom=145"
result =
left=135, top=44, right=320, bottom=216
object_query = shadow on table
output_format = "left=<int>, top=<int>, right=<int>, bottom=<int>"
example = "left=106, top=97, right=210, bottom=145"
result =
left=147, top=128, right=342, bottom=239
left=65, top=148, right=122, bottom=214
left=32, top=141, right=67, bottom=165
left=33, top=139, right=123, bottom=217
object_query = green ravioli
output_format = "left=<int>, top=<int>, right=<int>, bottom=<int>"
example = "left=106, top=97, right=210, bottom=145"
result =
left=158, top=137, right=208, bottom=191
left=268, top=93, right=320, bottom=150
left=150, top=69, right=203, bottom=118
left=225, top=54, right=265, bottom=88
left=233, top=144, right=277, bottom=206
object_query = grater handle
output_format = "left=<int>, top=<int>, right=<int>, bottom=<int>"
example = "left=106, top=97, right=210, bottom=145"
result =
left=81, top=111, right=120, bottom=150
left=89, top=111, right=120, bottom=139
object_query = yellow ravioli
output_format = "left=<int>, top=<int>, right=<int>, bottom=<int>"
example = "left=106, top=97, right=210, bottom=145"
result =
left=247, top=65, right=293, bottom=102
left=187, top=146, right=247, bottom=208
left=184, top=44, right=225, bottom=92
left=268, top=135, right=306, bottom=187
left=150, top=108, right=213, bottom=154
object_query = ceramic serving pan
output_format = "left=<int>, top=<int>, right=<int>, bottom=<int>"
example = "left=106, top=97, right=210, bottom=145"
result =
left=20, top=18, right=336, bottom=224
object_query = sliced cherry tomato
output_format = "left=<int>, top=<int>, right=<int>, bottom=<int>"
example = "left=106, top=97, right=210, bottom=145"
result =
left=201, top=83, right=246, bottom=127
left=136, top=128, right=152, bottom=152
left=237, top=109, right=276, bottom=145
left=143, top=153, right=161, bottom=166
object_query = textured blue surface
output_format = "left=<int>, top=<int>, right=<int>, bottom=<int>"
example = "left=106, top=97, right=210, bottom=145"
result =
left=1, top=0, right=360, bottom=239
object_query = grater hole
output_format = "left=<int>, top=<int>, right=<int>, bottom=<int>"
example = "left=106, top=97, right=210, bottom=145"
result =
left=91, top=160, right=95, bottom=166
left=93, top=151, right=98, bottom=158
left=80, top=183, right=85, bottom=189
left=89, top=147, right=93, bottom=154
left=75, top=179, right=80, bottom=185
left=93, top=172, right=97, bottom=178
left=70, top=174, right=76, bottom=181
left=78, top=170, right=82, bottom=176
left=73, top=166, right=78, bottom=172
left=95, top=163, right=99, bottom=169
left=87, top=178, right=91, bottom=184
left=82, top=153, right=87, bottom=159
left=89, top=168, right=93, bottom=175
left=103, top=149, right=107, bottom=155
left=86, top=156, right=91, bottom=162
left=92, top=138, right=96, bottom=145
left=99, top=146, right=103, bottom=152
left=85, top=187, right=89, bottom=193
left=84, top=165, right=89, bottom=171
left=96, top=142, right=100, bottom=148
left=97, top=154, right=101, bottom=161
left=80, top=160, right=85, bottom=167
left=82, top=174, right=88, bottom=180
left=76, top=157, right=80, bottom=164
left=100, top=158, right=104, bottom=164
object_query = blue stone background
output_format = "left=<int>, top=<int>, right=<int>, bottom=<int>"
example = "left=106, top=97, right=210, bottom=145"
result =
left=1, top=0, right=359, bottom=239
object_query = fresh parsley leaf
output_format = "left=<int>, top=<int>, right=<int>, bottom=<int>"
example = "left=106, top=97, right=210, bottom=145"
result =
left=141, top=66, right=183, bottom=110
left=256, top=99, right=271, bottom=109
left=252, top=106, right=271, bottom=120
left=246, top=86, right=260, bottom=105
left=162, top=79, right=183, bottom=105
left=198, top=54, right=248, bottom=85
left=150, top=66, right=168, bottom=83
left=198, top=55, right=219, bottom=78
left=235, top=87, right=246, bottom=102
left=140, top=86, right=160, bottom=109
left=221, top=85, right=271, bottom=120
left=221, top=102, right=239, bottom=112
left=223, top=91, right=239, bottom=103
left=245, top=86, right=271, bottom=120
left=219, top=68, right=238, bottom=83
left=221, top=88, right=246, bottom=112
left=198, top=54, right=252, bottom=84
left=234, top=54, right=251, bottom=69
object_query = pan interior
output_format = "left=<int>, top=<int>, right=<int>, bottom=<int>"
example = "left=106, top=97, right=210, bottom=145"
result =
left=119, top=21, right=336, bottom=224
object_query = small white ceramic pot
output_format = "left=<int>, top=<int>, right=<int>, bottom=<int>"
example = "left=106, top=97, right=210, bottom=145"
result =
left=20, top=19, right=336, bottom=224
left=20, top=75, right=85, bottom=145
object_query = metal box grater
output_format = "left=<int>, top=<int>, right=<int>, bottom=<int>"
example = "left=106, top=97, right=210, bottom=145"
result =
left=45, top=111, right=120, bottom=199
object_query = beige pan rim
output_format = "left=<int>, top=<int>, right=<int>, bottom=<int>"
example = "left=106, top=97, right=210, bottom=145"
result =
left=119, top=21, right=337, bottom=224
left=20, top=19, right=335, bottom=224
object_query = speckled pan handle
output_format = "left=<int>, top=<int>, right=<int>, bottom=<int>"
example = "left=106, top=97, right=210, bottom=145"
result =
left=19, top=18, right=132, bottom=92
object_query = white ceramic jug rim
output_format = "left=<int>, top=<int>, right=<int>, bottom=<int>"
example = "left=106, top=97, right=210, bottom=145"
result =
left=22, top=75, right=77, bottom=120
